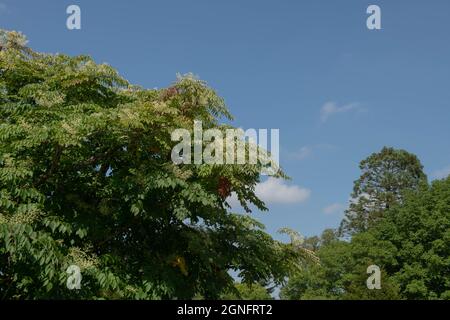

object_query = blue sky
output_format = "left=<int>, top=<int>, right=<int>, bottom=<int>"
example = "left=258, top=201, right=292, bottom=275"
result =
left=1, top=0, right=450, bottom=239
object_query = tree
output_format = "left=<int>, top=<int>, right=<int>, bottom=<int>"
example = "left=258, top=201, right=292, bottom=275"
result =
left=0, top=30, right=304, bottom=299
left=371, top=177, right=450, bottom=299
left=302, top=229, right=337, bottom=252
left=281, top=227, right=402, bottom=300
left=220, top=282, right=273, bottom=300
left=282, top=176, right=450, bottom=300
left=339, top=147, right=427, bottom=236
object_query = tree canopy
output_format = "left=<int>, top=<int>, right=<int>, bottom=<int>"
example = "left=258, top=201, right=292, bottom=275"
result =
left=339, top=147, right=427, bottom=236
left=282, top=163, right=449, bottom=300
left=220, top=282, right=273, bottom=300
left=0, top=30, right=307, bottom=299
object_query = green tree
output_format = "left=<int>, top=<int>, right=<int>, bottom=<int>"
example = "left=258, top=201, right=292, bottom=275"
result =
left=371, top=177, right=450, bottom=299
left=220, top=282, right=273, bottom=300
left=282, top=177, right=450, bottom=300
left=339, top=147, right=427, bottom=236
left=0, top=30, right=303, bottom=299
left=302, top=229, right=337, bottom=252
left=281, top=229, right=402, bottom=300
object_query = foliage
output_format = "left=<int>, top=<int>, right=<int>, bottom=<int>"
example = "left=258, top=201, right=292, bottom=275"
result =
left=282, top=177, right=450, bottom=300
left=373, top=178, right=450, bottom=299
left=0, top=30, right=306, bottom=299
left=220, top=282, right=273, bottom=300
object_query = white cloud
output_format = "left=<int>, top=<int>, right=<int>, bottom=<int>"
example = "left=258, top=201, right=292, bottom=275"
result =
left=255, top=177, right=311, bottom=204
left=320, top=101, right=364, bottom=123
left=287, top=144, right=338, bottom=162
left=323, top=203, right=345, bottom=215
left=432, top=165, right=450, bottom=180
left=226, top=178, right=311, bottom=210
